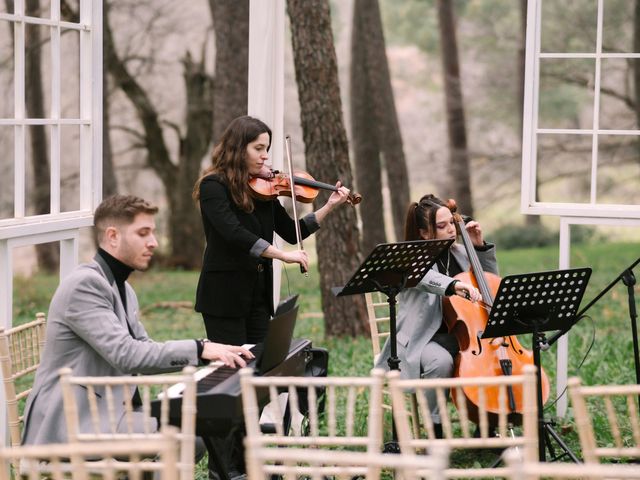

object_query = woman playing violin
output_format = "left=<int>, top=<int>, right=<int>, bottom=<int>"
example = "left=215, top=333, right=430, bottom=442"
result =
left=192, top=115, right=350, bottom=346
left=375, top=194, right=498, bottom=437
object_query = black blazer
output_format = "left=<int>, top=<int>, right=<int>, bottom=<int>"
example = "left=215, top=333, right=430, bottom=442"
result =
left=195, top=175, right=313, bottom=317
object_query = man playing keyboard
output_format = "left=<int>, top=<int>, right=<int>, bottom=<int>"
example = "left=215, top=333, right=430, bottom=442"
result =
left=21, top=195, right=253, bottom=477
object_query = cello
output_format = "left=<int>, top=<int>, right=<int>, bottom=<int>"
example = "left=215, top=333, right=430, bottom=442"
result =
left=442, top=200, right=550, bottom=425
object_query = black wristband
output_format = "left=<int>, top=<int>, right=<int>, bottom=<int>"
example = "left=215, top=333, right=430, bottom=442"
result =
left=195, top=339, right=204, bottom=358
left=474, top=241, right=492, bottom=252
left=445, top=279, right=459, bottom=296
left=195, top=338, right=211, bottom=365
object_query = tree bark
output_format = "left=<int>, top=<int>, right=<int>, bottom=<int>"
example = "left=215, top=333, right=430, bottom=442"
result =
left=102, top=61, right=117, bottom=198
left=287, top=0, right=368, bottom=337
left=103, top=3, right=210, bottom=268
left=26, top=0, right=59, bottom=272
left=358, top=0, right=410, bottom=241
left=208, top=0, right=249, bottom=144
left=350, top=0, right=386, bottom=254
left=437, top=0, right=473, bottom=216
left=168, top=52, right=214, bottom=268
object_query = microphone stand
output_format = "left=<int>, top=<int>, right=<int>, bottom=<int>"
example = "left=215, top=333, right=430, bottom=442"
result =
left=543, top=257, right=640, bottom=404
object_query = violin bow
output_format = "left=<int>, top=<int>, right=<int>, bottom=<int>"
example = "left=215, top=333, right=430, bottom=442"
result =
left=284, top=135, right=308, bottom=276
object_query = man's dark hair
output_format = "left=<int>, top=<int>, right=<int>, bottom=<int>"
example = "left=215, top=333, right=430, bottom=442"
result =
left=93, top=195, right=158, bottom=245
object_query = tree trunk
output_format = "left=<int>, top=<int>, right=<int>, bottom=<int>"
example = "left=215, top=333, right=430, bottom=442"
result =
left=520, top=0, right=540, bottom=225
left=167, top=53, right=212, bottom=268
left=350, top=0, right=386, bottom=255
left=437, top=0, right=473, bottom=217
left=287, top=0, right=368, bottom=337
left=208, top=0, right=249, bottom=144
left=103, top=3, right=210, bottom=268
left=358, top=0, right=410, bottom=241
left=102, top=65, right=117, bottom=198
left=25, top=0, right=59, bottom=272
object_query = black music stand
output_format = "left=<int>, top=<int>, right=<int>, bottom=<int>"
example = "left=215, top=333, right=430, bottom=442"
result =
left=482, top=267, right=592, bottom=463
left=333, top=239, right=453, bottom=450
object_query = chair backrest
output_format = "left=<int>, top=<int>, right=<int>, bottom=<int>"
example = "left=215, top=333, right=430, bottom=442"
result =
left=240, top=367, right=385, bottom=479
left=364, top=292, right=422, bottom=440
left=0, top=313, right=46, bottom=447
left=248, top=445, right=450, bottom=480
left=365, top=292, right=391, bottom=365
left=388, top=365, right=538, bottom=478
left=568, top=376, right=640, bottom=463
left=0, top=428, right=180, bottom=480
left=502, top=446, right=640, bottom=480
left=59, top=366, right=196, bottom=480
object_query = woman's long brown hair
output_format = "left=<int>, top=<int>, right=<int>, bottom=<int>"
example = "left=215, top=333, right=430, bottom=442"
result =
left=193, top=115, right=272, bottom=212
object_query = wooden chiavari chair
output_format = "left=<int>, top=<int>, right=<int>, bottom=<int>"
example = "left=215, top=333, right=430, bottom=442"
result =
left=388, top=364, right=538, bottom=478
left=0, top=313, right=46, bottom=447
left=59, top=366, right=196, bottom=480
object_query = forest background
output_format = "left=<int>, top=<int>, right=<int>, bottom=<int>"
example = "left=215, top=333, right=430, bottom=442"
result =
left=1, top=0, right=639, bottom=336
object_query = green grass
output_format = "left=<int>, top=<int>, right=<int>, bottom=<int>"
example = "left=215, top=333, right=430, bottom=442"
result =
left=11, top=240, right=640, bottom=473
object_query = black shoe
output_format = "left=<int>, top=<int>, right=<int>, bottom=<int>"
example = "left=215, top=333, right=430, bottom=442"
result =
left=434, top=423, right=443, bottom=439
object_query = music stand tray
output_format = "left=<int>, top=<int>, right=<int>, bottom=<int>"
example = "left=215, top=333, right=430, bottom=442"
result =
left=333, top=239, right=453, bottom=299
left=482, top=267, right=592, bottom=462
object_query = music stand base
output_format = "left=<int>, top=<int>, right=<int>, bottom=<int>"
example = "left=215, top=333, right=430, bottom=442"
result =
left=383, top=441, right=401, bottom=454
left=542, top=420, right=581, bottom=463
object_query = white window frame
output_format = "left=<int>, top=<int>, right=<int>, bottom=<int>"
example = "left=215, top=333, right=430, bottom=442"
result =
left=0, top=0, right=102, bottom=447
left=522, top=0, right=640, bottom=218
left=523, top=0, right=640, bottom=416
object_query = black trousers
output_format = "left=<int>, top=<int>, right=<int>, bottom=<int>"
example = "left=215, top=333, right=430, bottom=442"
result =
left=202, top=268, right=270, bottom=346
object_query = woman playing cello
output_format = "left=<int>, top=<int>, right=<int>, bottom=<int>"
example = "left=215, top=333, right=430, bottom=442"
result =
left=192, top=115, right=350, bottom=347
left=375, top=194, right=496, bottom=437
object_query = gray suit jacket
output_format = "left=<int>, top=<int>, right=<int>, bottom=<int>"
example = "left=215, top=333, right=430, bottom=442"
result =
left=374, top=243, right=498, bottom=379
left=22, top=254, right=198, bottom=445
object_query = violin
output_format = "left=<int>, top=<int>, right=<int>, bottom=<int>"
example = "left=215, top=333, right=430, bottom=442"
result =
left=442, top=200, right=550, bottom=425
left=248, top=170, right=362, bottom=206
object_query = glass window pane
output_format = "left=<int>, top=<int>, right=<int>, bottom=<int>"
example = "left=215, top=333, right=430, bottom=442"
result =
left=25, top=0, right=51, bottom=19
left=24, top=23, right=51, bottom=119
left=13, top=242, right=59, bottom=323
left=596, top=135, right=640, bottom=205
left=25, top=125, right=51, bottom=216
left=599, top=59, right=639, bottom=131
left=541, top=0, right=598, bottom=53
left=61, top=0, right=80, bottom=23
left=0, top=20, right=14, bottom=116
left=537, top=133, right=592, bottom=203
left=60, top=28, right=80, bottom=119
left=602, top=0, right=637, bottom=52
left=0, top=126, right=15, bottom=219
left=0, top=2, right=12, bottom=14
left=60, top=125, right=80, bottom=212
left=538, top=59, right=595, bottom=130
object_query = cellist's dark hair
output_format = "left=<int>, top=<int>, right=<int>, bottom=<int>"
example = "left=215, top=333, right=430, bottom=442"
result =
left=404, top=194, right=460, bottom=241
left=192, top=115, right=272, bottom=212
